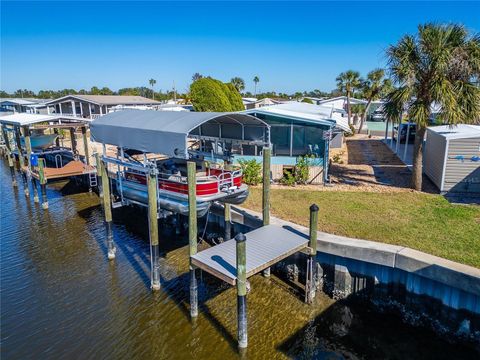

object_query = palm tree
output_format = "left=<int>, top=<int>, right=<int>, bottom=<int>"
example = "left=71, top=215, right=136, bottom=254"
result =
left=149, top=78, right=157, bottom=100
left=253, top=76, right=260, bottom=97
left=336, top=70, right=363, bottom=126
left=386, top=23, right=480, bottom=191
left=358, top=69, right=393, bottom=134
left=231, top=77, right=245, bottom=93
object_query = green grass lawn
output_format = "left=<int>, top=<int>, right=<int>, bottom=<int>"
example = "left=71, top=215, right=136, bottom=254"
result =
left=243, top=187, right=480, bottom=268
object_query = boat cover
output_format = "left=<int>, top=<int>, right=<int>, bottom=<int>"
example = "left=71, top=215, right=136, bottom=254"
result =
left=90, top=110, right=270, bottom=158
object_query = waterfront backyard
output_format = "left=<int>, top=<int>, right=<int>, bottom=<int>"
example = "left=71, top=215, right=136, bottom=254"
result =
left=244, top=188, right=480, bottom=268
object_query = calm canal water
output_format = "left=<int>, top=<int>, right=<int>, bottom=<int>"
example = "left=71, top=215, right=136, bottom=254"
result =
left=1, top=160, right=478, bottom=359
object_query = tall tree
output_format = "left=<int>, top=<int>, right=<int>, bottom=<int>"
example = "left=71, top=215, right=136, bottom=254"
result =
left=192, top=73, right=203, bottom=82
left=336, top=70, right=362, bottom=125
left=190, top=77, right=244, bottom=112
left=253, top=76, right=260, bottom=97
left=231, top=77, right=245, bottom=92
left=358, top=69, right=393, bottom=133
left=386, top=23, right=480, bottom=190
left=149, top=78, right=156, bottom=100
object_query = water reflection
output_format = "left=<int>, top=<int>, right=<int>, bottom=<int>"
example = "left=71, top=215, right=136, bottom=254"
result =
left=1, top=161, right=478, bottom=359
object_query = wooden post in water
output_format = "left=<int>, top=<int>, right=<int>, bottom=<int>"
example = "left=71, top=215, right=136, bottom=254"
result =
left=2, top=126, right=17, bottom=187
left=7, top=151, right=17, bottom=187
left=262, top=147, right=271, bottom=277
left=38, top=158, right=48, bottom=209
left=99, top=157, right=115, bottom=260
left=81, top=126, right=90, bottom=165
left=236, top=232, right=248, bottom=349
left=187, top=161, right=198, bottom=317
left=147, top=169, right=161, bottom=291
left=23, top=126, right=39, bottom=203
left=69, top=128, right=77, bottom=157
left=14, top=126, right=29, bottom=195
left=95, top=153, right=103, bottom=198
left=306, top=204, right=319, bottom=304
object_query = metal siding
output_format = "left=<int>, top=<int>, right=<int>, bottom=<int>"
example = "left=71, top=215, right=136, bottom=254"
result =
left=444, top=137, right=480, bottom=192
left=424, top=130, right=447, bottom=190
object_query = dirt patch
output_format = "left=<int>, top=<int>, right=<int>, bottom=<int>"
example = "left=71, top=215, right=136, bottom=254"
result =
left=327, top=135, right=437, bottom=193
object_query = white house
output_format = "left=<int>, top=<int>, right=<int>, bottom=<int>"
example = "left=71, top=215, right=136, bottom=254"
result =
left=44, top=95, right=161, bottom=119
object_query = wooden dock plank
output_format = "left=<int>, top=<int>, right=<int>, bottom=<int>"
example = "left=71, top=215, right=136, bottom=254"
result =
left=191, top=224, right=309, bottom=285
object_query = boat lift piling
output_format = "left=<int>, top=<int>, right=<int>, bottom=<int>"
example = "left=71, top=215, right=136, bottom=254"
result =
left=23, top=125, right=40, bottom=203
left=188, top=161, right=198, bottom=317
left=14, top=126, right=29, bottom=196
left=69, top=127, right=77, bottom=157
left=224, top=203, right=232, bottom=241
left=99, top=157, right=116, bottom=260
left=147, top=169, right=161, bottom=291
left=38, top=158, right=48, bottom=209
left=81, top=127, right=90, bottom=165
left=2, top=126, right=17, bottom=187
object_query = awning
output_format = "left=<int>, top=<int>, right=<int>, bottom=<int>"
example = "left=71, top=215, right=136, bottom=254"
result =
left=0, top=113, right=90, bottom=126
left=90, top=110, right=270, bottom=158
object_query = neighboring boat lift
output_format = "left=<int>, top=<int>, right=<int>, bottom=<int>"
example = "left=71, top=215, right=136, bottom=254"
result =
left=0, top=113, right=96, bottom=209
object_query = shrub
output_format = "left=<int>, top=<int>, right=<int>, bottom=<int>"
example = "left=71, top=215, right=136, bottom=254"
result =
left=301, top=98, right=314, bottom=104
left=294, top=155, right=311, bottom=184
left=238, top=159, right=262, bottom=185
left=280, top=169, right=296, bottom=186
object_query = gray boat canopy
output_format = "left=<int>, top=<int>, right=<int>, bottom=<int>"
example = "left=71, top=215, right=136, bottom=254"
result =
left=90, top=109, right=270, bottom=158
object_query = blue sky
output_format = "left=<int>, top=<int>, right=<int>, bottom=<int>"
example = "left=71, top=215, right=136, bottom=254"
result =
left=1, top=1, right=479, bottom=94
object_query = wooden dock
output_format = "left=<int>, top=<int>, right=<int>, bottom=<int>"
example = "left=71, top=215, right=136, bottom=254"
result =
left=25, top=160, right=96, bottom=181
left=191, top=224, right=309, bottom=285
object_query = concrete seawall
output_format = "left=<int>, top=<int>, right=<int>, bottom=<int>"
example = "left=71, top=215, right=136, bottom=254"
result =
left=210, top=204, right=480, bottom=336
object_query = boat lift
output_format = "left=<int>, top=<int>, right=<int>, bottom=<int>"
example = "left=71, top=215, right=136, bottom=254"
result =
left=90, top=109, right=271, bottom=216
left=0, top=113, right=95, bottom=209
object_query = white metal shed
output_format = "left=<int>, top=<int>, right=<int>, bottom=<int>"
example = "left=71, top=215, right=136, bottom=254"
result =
left=424, top=125, right=480, bottom=193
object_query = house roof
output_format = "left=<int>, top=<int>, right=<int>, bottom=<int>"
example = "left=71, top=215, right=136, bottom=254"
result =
left=428, top=125, right=480, bottom=140
left=0, top=98, right=37, bottom=106
left=45, top=95, right=161, bottom=106
left=318, top=96, right=368, bottom=106
left=243, top=102, right=351, bottom=132
left=90, top=109, right=270, bottom=158
left=0, top=113, right=90, bottom=126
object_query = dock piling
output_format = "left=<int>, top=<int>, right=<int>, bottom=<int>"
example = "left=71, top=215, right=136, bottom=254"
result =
left=224, top=203, right=231, bottom=241
left=187, top=161, right=198, bottom=317
left=95, top=153, right=103, bottom=198
left=38, top=158, right=48, bottom=209
left=69, top=128, right=77, bottom=158
left=2, top=126, right=17, bottom=187
left=23, top=126, right=39, bottom=202
left=99, top=157, right=115, bottom=260
left=262, top=147, right=271, bottom=277
left=81, top=126, right=90, bottom=165
left=7, top=152, right=17, bottom=187
left=236, top=233, right=248, bottom=349
left=147, top=170, right=161, bottom=291
left=306, top=204, right=319, bottom=304
left=14, top=127, right=29, bottom=195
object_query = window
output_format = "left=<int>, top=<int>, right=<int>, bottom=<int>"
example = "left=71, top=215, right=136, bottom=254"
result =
left=270, top=125, right=290, bottom=156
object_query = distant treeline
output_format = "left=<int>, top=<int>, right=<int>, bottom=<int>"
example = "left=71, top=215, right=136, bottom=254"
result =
left=0, top=87, right=340, bottom=100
